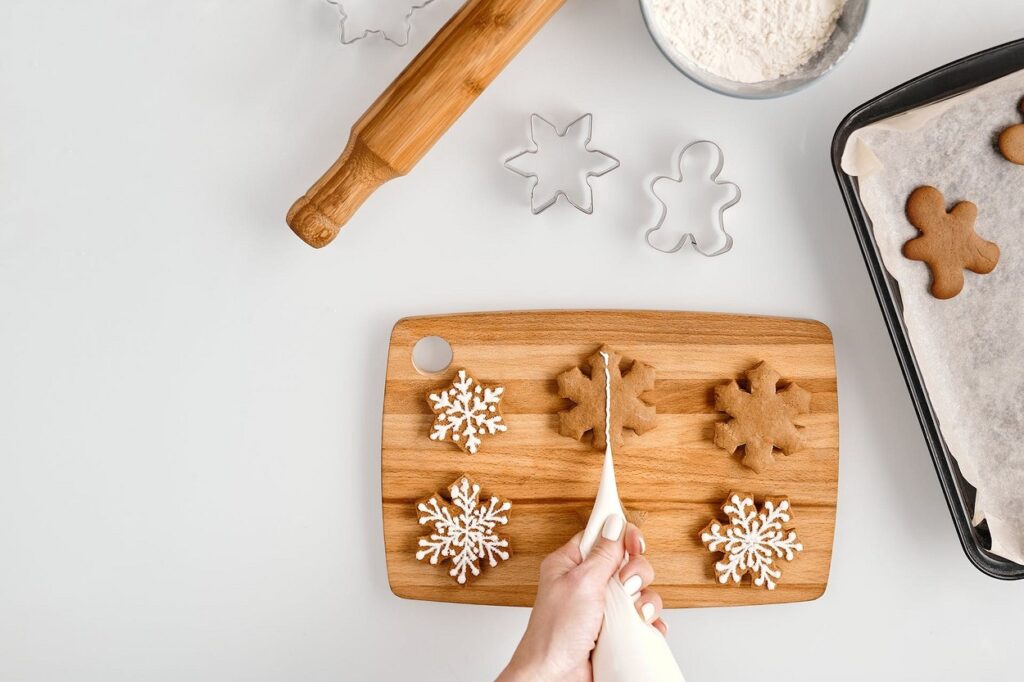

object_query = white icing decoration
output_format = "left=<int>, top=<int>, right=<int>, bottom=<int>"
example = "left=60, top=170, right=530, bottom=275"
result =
left=579, top=352, right=686, bottom=682
left=701, top=494, right=803, bottom=591
left=427, top=370, right=507, bottom=454
left=416, top=476, right=511, bottom=584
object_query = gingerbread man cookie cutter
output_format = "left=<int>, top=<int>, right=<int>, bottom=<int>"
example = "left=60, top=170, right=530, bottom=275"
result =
left=327, top=0, right=436, bottom=47
left=644, top=140, right=741, bottom=257
left=503, top=113, right=621, bottom=215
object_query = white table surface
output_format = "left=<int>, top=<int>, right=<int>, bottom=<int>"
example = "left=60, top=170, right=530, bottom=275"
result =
left=3, top=1, right=1024, bottom=679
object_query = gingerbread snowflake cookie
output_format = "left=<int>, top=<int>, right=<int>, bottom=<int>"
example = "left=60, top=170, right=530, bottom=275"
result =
left=415, top=475, right=511, bottom=585
left=700, top=492, right=803, bottom=590
left=557, top=345, right=656, bottom=451
left=714, top=362, right=810, bottom=473
left=903, top=186, right=1000, bottom=300
left=427, top=369, right=507, bottom=454
left=998, top=98, right=1024, bottom=164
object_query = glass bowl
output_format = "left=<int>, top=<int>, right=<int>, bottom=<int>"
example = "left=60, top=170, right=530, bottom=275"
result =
left=639, top=0, right=869, bottom=99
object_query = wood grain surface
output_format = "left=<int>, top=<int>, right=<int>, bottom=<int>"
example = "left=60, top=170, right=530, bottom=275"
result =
left=382, top=311, right=839, bottom=608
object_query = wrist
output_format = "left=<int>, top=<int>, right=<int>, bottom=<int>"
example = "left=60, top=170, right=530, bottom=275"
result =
left=498, top=646, right=557, bottom=682
left=498, top=659, right=546, bottom=682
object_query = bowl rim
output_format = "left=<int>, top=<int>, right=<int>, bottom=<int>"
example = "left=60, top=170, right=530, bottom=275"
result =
left=637, top=0, right=869, bottom=100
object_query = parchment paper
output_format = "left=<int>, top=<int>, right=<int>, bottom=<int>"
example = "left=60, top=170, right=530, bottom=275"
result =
left=843, top=69, right=1024, bottom=565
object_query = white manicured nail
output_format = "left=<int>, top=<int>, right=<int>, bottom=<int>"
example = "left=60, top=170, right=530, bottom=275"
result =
left=641, top=602, right=656, bottom=623
left=622, top=574, right=642, bottom=596
left=601, top=515, right=624, bottom=541
left=639, top=534, right=647, bottom=555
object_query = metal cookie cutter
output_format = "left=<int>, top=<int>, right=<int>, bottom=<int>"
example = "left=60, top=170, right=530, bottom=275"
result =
left=327, top=0, right=435, bottom=47
left=504, top=113, right=620, bottom=215
left=644, top=140, right=741, bottom=257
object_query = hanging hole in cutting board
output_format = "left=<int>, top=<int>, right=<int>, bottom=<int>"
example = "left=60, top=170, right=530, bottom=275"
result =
left=412, top=336, right=453, bottom=375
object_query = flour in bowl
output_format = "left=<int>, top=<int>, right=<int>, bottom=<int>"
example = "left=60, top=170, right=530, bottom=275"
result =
left=647, top=0, right=846, bottom=84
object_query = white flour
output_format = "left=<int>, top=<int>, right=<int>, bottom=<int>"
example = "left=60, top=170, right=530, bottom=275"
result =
left=648, top=0, right=846, bottom=83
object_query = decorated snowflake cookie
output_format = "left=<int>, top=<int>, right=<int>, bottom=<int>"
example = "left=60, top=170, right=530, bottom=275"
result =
left=416, top=475, right=511, bottom=585
left=427, top=369, right=507, bottom=454
left=700, top=492, right=803, bottom=590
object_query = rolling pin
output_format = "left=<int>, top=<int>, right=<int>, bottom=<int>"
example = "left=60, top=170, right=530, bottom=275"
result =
left=287, top=0, right=566, bottom=248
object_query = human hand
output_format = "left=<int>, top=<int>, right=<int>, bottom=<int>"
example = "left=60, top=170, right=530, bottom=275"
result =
left=498, top=516, right=667, bottom=682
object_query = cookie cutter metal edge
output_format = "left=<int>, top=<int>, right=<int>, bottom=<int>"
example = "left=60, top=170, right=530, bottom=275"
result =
left=503, top=113, right=621, bottom=215
left=644, top=139, right=741, bottom=257
left=327, top=0, right=436, bottom=47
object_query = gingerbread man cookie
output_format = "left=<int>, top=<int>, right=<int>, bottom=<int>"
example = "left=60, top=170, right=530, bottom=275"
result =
left=903, top=186, right=1000, bottom=300
left=998, top=98, right=1024, bottom=164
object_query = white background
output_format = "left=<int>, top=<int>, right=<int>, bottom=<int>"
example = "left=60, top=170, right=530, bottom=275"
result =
left=2, top=1, right=1023, bottom=680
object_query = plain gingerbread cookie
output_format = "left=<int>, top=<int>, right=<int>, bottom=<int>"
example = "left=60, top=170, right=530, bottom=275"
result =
left=998, top=98, right=1024, bottom=164
left=714, top=362, right=810, bottom=473
left=903, top=186, right=1000, bottom=300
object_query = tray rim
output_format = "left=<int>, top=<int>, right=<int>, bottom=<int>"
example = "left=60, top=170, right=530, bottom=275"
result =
left=831, top=38, right=1024, bottom=580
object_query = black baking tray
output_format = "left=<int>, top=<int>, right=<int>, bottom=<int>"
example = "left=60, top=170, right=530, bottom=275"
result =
left=832, top=38, right=1024, bottom=580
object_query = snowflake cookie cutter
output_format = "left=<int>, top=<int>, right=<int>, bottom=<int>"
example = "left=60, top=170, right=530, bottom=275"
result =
left=503, top=113, right=621, bottom=215
left=416, top=475, right=511, bottom=585
left=700, top=492, right=803, bottom=591
left=644, top=140, right=741, bottom=257
left=326, top=0, right=435, bottom=47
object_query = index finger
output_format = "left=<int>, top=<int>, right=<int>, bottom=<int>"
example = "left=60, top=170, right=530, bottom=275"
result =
left=624, top=522, right=645, bottom=557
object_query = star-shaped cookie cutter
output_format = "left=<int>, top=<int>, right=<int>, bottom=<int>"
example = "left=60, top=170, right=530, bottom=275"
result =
left=327, top=0, right=435, bottom=47
left=503, top=113, right=620, bottom=215
left=644, top=140, right=741, bottom=257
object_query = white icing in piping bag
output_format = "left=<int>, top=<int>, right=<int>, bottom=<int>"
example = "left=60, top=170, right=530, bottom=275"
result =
left=578, top=352, right=686, bottom=682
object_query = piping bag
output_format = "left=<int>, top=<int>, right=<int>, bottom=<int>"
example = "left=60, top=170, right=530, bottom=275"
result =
left=578, top=352, right=686, bottom=682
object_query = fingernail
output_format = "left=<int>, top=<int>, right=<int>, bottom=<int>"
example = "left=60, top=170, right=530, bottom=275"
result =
left=639, top=534, right=647, bottom=555
left=641, top=602, right=656, bottom=623
left=601, top=515, right=624, bottom=541
left=622, top=574, right=642, bottom=596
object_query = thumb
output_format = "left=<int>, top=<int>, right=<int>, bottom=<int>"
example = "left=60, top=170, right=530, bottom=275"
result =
left=539, top=531, right=585, bottom=579
left=579, top=514, right=626, bottom=582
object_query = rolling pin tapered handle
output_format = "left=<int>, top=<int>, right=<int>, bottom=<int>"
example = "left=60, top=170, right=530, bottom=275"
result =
left=287, top=0, right=566, bottom=249
left=287, top=138, right=398, bottom=249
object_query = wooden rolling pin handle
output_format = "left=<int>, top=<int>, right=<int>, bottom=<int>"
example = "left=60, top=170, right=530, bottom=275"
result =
left=287, top=137, right=399, bottom=249
left=287, top=0, right=565, bottom=249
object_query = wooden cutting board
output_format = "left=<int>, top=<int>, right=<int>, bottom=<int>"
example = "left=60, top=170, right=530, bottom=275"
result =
left=382, top=311, right=838, bottom=608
